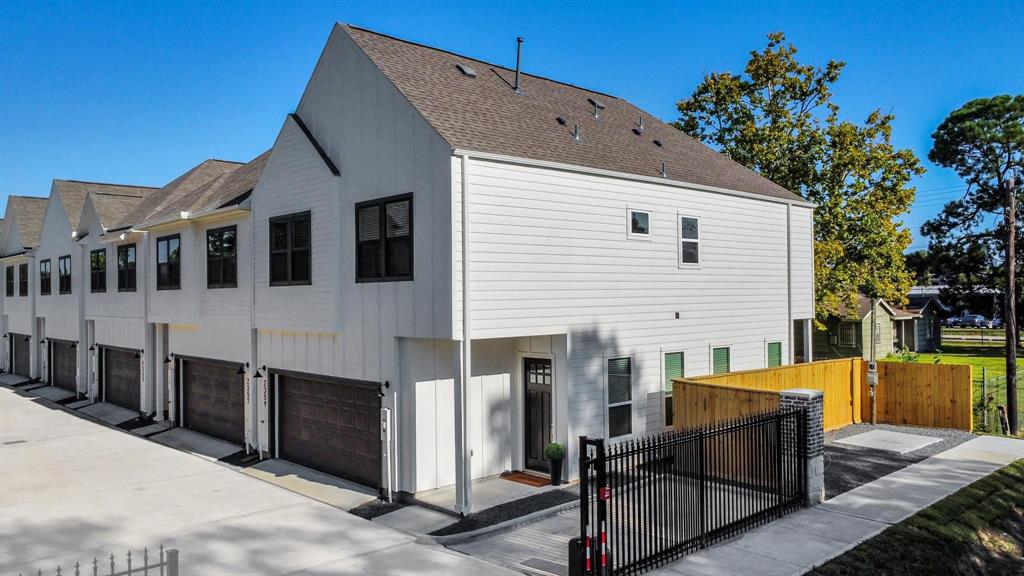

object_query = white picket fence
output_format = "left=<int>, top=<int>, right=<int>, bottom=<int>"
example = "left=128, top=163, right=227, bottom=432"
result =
left=17, top=546, right=178, bottom=576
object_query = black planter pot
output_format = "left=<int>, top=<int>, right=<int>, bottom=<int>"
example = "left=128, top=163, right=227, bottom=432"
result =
left=550, top=457, right=564, bottom=485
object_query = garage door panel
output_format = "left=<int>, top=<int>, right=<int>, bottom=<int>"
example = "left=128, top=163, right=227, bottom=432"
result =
left=182, top=358, right=244, bottom=445
left=278, top=373, right=381, bottom=489
left=103, top=348, right=140, bottom=410
left=52, top=341, right=76, bottom=392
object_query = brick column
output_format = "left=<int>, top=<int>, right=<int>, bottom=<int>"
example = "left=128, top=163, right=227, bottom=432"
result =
left=780, top=388, right=825, bottom=505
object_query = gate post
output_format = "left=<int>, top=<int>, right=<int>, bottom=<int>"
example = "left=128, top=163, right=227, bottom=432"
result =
left=594, top=438, right=608, bottom=576
left=779, top=389, right=824, bottom=505
left=570, top=436, right=591, bottom=576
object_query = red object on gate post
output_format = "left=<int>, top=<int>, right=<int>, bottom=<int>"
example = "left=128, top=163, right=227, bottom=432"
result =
left=598, top=487, right=611, bottom=501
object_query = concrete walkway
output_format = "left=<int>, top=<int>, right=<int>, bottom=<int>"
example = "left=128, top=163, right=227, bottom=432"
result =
left=651, top=435, right=1023, bottom=576
left=0, top=385, right=516, bottom=576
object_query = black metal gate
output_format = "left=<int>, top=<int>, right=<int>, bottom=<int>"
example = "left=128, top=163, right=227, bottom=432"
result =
left=575, top=409, right=807, bottom=576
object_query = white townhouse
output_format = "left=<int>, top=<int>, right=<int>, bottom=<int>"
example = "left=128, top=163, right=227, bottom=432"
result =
left=0, top=196, right=48, bottom=379
left=33, top=181, right=154, bottom=397
left=248, top=24, right=816, bottom=509
left=134, top=153, right=267, bottom=448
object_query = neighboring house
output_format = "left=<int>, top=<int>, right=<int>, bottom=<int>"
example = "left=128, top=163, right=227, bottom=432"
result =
left=0, top=196, right=48, bottom=379
left=814, top=295, right=899, bottom=360
left=34, top=181, right=155, bottom=396
left=906, top=293, right=946, bottom=352
left=249, top=24, right=815, bottom=508
left=890, top=305, right=922, bottom=352
left=135, top=152, right=267, bottom=447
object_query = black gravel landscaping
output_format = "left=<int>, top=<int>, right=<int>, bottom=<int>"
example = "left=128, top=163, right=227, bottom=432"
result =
left=824, top=423, right=975, bottom=498
left=428, top=485, right=579, bottom=536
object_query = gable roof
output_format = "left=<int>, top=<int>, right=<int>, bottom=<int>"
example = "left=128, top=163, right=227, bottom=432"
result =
left=836, top=295, right=901, bottom=321
left=907, top=293, right=949, bottom=314
left=52, top=180, right=156, bottom=231
left=117, top=159, right=242, bottom=229
left=341, top=25, right=803, bottom=204
left=5, top=196, right=49, bottom=249
left=142, top=151, right=269, bottom=225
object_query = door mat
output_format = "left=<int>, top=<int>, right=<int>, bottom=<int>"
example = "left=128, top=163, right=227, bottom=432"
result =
left=502, top=471, right=551, bottom=488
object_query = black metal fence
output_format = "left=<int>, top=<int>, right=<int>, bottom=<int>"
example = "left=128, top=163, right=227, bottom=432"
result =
left=574, top=408, right=808, bottom=576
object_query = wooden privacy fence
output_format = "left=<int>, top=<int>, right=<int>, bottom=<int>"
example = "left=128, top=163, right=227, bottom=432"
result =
left=672, top=358, right=973, bottom=432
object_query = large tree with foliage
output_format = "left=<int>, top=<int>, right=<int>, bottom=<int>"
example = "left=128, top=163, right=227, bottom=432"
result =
left=925, top=94, right=1024, bottom=434
left=675, top=32, right=923, bottom=322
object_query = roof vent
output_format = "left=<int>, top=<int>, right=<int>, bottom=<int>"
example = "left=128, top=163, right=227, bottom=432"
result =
left=660, top=162, right=668, bottom=178
left=556, top=116, right=568, bottom=125
left=633, top=116, right=645, bottom=135
left=514, top=37, right=523, bottom=94
left=456, top=63, right=476, bottom=77
left=653, top=139, right=663, bottom=147
left=573, top=123, right=582, bottom=142
left=588, top=97, right=605, bottom=118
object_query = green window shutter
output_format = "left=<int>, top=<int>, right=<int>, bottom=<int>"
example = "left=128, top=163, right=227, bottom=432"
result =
left=712, top=347, right=730, bottom=374
left=664, top=352, right=683, bottom=392
left=607, top=357, right=632, bottom=405
left=767, top=342, right=782, bottom=368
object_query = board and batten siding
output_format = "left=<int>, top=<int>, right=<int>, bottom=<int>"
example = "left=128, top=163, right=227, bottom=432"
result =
left=34, top=189, right=82, bottom=343
left=454, top=156, right=813, bottom=449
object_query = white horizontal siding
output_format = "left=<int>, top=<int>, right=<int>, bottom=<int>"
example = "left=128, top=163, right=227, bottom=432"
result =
left=790, top=205, right=814, bottom=319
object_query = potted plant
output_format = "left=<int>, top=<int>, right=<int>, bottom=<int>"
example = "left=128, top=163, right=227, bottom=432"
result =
left=545, top=442, right=566, bottom=485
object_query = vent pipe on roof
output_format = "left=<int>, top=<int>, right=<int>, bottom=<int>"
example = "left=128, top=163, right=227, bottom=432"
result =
left=573, top=123, right=581, bottom=142
left=660, top=162, right=667, bottom=178
left=514, top=37, right=523, bottom=94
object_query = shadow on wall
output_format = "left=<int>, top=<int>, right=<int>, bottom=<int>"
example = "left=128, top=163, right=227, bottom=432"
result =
left=565, top=325, right=627, bottom=475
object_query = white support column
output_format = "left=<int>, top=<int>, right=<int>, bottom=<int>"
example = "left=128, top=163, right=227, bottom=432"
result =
left=454, top=153, right=473, bottom=514
left=803, top=319, right=813, bottom=363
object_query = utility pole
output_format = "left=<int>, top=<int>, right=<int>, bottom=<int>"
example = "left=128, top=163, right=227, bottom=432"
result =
left=1005, top=175, right=1019, bottom=435
left=869, top=297, right=878, bottom=425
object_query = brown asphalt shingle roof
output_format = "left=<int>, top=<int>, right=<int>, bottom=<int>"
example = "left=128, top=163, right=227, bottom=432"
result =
left=52, top=180, right=156, bottom=231
left=118, top=159, right=242, bottom=229
left=6, top=196, right=49, bottom=249
left=143, top=151, right=269, bottom=224
left=343, top=25, right=802, bottom=203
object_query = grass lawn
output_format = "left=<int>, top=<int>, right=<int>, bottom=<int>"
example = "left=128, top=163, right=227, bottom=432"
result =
left=894, top=341, right=1024, bottom=434
left=808, top=459, right=1024, bottom=576
left=943, top=328, right=1008, bottom=339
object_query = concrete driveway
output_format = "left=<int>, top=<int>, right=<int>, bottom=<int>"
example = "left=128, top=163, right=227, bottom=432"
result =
left=0, top=386, right=514, bottom=576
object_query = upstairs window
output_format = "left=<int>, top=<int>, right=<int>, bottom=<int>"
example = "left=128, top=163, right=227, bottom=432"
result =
left=5, top=267, right=13, bottom=297
left=39, top=259, right=51, bottom=295
left=767, top=342, right=783, bottom=368
left=58, top=256, right=71, bottom=295
left=356, top=194, right=412, bottom=282
left=270, top=212, right=311, bottom=286
left=207, top=226, right=238, bottom=289
left=118, top=244, right=136, bottom=292
left=607, top=357, right=633, bottom=438
left=678, top=216, right=700, bottom=266
left=90, top=249, right=106, bottom=293
left=712, top=346, right=730, bottom=374
left=627, top=208, right=651, bottom=240
left=156, top=235, right=181, bottom=290
left=19, top=263, right=28, bottom=296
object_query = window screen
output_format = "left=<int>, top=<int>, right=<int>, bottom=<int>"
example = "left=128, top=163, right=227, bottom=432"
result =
left=767, top=342, right=782, bottom=368
left=663, top=351, right=683, bottom=427
left=712, top=347, right=730, bottom=375
left=607, top=357, right=632, bottom=437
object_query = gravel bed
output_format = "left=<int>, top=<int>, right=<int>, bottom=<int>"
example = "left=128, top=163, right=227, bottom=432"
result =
left=428, top=485, right=578, bottom=536
left=348, top=499, right=409, bottom=520
left=823, top=423, right=975, bottom=498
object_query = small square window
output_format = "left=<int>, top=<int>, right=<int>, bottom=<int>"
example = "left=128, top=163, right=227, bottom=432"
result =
left=627, top=208, right=651, bottom=239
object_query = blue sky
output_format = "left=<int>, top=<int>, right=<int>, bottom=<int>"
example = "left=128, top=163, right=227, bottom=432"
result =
left=2, top=0, right=1022, bottom=249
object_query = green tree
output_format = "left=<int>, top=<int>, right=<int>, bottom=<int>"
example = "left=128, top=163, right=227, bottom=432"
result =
left=675, top=32, right=923, bottom=322
left=925, top=94, right=1024, bottom=434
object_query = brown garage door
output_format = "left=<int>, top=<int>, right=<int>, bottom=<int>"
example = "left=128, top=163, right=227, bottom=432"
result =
left=181, top=357, right=245, bottom=445
left=11, top=333, right=30, bottom=378
left=51, top=340, right=76, bottom=392
left=103, top=347, right=140, bottom=411
left=277, top=373, right=381, bottom=488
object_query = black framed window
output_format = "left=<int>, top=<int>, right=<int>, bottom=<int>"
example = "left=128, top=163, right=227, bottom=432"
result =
left=156, top=235, right=181, bottom=290
left=18, top=263, right=28, bottom=296
left=39, top=259, right=51, bottom=295
left=90, top=249, right=106, bottom=292
left=207, top=225, right=237, bottom=289
left=118, top=244, right=137, bottom=292
left=5, top=267, right=13, bottom=297
left=269, top=212, right=311, bottom=286
left=356, top=194, right=412, bottom=282
left=58, top=255, right=71, bottom=294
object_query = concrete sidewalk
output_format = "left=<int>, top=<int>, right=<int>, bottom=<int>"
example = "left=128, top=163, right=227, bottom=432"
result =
left=0, top=386, right=516, bottom=576
left=652, top=435, right=1023, bottom=576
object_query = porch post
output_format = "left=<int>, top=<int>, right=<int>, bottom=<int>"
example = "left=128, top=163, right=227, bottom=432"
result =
left=454, top=153, right=473, bottom=514
left=803, top=319, right=813, bottom=363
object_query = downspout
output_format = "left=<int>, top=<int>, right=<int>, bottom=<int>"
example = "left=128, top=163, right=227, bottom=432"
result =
left=455, top=153, right=473, bottom=513
left=786, top=204, right=793, bottom=364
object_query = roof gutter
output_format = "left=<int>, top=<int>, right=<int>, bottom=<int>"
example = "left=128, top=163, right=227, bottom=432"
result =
left=0, top=249, right=33, bottom=263
left=134, top=202, right=251, bottom=232
left=452, top=148, right=817, bottom=209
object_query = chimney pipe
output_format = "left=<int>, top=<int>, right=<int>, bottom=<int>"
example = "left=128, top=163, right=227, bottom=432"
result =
left=514, top=36, right=523, bottom=94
